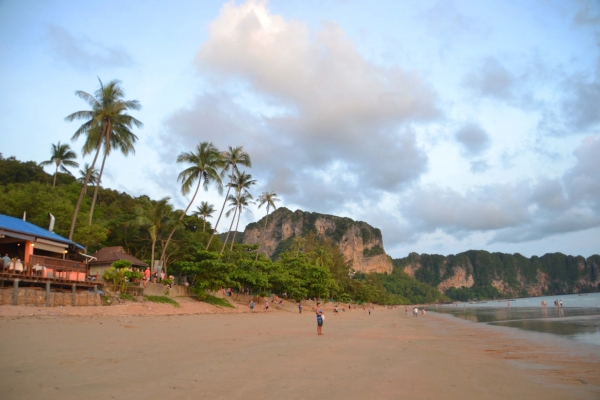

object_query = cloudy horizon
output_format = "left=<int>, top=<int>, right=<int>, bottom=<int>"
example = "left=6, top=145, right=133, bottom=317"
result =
left=1, top=0, right=599, bottom=258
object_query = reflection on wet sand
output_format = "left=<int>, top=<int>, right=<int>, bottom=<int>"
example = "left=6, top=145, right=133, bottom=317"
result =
left=434, top=304, right=600, bottom=346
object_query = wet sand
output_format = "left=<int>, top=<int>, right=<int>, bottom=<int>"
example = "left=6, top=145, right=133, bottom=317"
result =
left=1, top=304, right=599, bottom=399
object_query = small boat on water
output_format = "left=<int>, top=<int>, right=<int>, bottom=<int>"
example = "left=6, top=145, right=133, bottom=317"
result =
left=578, top=294, right=588, bottom=296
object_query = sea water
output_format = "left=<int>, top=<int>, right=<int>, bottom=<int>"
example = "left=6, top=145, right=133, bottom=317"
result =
left=432, top=292, right=600, bottom=346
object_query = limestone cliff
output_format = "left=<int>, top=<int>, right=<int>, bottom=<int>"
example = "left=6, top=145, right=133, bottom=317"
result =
left=393, top=251, right=600, bottom=297
left=243, top=207, right=393, bottom=274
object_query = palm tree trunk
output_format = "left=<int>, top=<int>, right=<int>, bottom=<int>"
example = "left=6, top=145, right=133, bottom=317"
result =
left=162, top=175, right=203, bottom=267
left=159, top=227, right=177, bottom=272
left=207, top=168, right=234, bottom=249
left=53, top=164, right=59, bottom=187
left=150, top=238, right=156, bottom=280
left=230, top=207, right=243, bottom=251
left=202, top=218, right=206, bottom=232
left=182, top=173, right=203, bottom=217
left=220, top=206, right=238, bottom=254
left=88, top=151, right=107, bottom=225
left=255, top=205, right=270, bottom=261
left=68, top=129, right=105, bottom=240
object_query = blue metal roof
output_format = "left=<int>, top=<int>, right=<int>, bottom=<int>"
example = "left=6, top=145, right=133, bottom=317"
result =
left=0, top=214, right=84, bottom=250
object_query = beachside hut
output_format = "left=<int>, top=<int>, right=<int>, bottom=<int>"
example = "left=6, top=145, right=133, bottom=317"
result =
left=87, top=246, right=147, bottom=280
left=0, top=213, right=87, bottom=280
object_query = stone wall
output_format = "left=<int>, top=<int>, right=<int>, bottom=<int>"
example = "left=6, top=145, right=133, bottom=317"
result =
left=0, top=288, right=101, bottom=307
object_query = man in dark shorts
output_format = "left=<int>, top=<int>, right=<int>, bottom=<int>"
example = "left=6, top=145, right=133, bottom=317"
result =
left=298, top=302, right=302, bottom=314
left=316, top=302, right=324, bottom=335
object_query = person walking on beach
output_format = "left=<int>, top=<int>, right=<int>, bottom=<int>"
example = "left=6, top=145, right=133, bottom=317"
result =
left=368, top=307, right=371, bottom=315
left=316, top=302, right=324, bottom=335
left=334, top=305, right=339, bottom=315
left=250, top=299, right=255, bottom=311
left=265, top=299, right=269, bottom=312
left=298, top=302, right=303, bottom=314
left=405, top=306, right=408, bottom=315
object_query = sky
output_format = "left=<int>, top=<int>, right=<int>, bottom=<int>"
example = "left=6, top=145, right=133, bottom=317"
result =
left=1, top=0, right=599, bottom=259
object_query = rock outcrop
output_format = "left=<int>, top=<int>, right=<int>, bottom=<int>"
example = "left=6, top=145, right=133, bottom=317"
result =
left=243, top=207, right=393, bottom=274
left=393, top=251, right=600, bottom=296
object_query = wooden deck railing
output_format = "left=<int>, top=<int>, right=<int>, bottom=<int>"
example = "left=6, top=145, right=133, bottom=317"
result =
left=30, top=255, right=86, bottom=272
left=1, top=255, right=90, bottom=282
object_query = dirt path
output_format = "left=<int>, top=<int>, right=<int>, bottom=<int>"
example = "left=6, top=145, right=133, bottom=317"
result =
left=0, top=306, right=598, bottom=399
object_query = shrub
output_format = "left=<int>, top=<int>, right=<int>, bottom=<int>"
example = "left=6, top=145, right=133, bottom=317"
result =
left=112, top=259, right=133, bottom=269
left=143, top=295, right=181, bottom=307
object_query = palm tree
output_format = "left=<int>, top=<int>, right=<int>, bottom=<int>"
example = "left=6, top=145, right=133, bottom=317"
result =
left=292, top=236, right=307, bottom=256
left=39, top=141, right=79, bottom=187
left=221, top=195, right=240, bottom=251
left=229, top=192, right=254, bottom=251
left=176, top=142, right=223, bottom=217
left=87, top=112, right=140, bottom=225
left=158, top=210, right=185, bottom=275
left=312, top=247, right=333, bottom=268
left=193, top=201, right=216, bottom=232
left=206, top=146, right=251, bottom=249
left=133, top=197, right=173, bottom=276
left=77, top=163, right=99, bottom=194
left=160, top=142, right=223, bottom=260
left=65, top=78, right=142, bottom=240
left=220, top=170, right=256, bottom=253
left=255, top=191, right=280, bottom=260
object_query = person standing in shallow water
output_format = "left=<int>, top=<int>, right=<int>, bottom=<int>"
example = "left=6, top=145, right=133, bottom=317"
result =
left=316, top=302, right=324, bottom=335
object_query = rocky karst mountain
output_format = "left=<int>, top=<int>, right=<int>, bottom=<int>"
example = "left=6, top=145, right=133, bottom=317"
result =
left=393, top=251, right=600, bottom=297
left=242, top=207, right=393, bottom=274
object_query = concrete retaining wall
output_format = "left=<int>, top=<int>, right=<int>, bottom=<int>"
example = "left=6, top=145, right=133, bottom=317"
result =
left=143, top=282, right=167, bottom=296
left=168, top=285, right=192, bottom=297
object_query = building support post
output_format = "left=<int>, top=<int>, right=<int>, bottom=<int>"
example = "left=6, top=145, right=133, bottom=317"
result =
left=46, top=281, right=51, bottom=307
left=13, top=279, right=19, bottom=306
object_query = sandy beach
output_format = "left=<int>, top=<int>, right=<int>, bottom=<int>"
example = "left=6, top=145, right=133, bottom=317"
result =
left=1, top=301, right=599, bottom=399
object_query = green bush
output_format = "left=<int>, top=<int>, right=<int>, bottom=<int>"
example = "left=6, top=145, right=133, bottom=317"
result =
left=143, top=295, right=180, bottom=307
left=201, top=294, right=235, bottom=308
left=112, top=259, right=133, bottom=269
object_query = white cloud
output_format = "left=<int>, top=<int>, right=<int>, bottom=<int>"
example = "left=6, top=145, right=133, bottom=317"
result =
left=163, top=0, right=438, bottom=216
left=46, top=25, right=133, bottom=70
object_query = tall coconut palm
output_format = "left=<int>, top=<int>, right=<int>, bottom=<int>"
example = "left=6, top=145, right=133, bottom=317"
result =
left=87, top=113, right=139, bottom=225
left=78, top=163, right=99, bottom=185
left=220, top=170, right=256, bottom=253
left=229, top=192, right=255, bottom=251
left=312, top=247, right=333, bottom=268
left=65, top=78, right=142, bottom=240
left=176, top=142, right=223, bottom=217
left=39, top=141, right=79, bottom=187
left=255, top=191, right=280, bottom=260
left=160, top=142, right=223, bottom=259
left=193, top=201, right=216, bottom=232
left=206, top=146, right=251, bottom=249
left=133, top=197, right=173, bottom=276
left=230, top=192, right=254, bottom=251
left=220, top=195, right=241, bottom=252
left=292, top=236, right=307, bottom=256
left=158, top=210, right=185, bottom=275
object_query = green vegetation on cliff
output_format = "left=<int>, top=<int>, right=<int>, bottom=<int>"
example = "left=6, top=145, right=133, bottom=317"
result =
left=393, top=250, right=600, bottom=300
left=245, top=207, right=384, bottom=249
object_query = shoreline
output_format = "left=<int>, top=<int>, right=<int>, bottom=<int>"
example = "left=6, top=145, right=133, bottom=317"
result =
left=1, top=303, right=599, bottom=399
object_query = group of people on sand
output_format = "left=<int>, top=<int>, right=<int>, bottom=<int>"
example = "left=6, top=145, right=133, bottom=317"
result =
left=404, top=306, right=426, bottom=316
